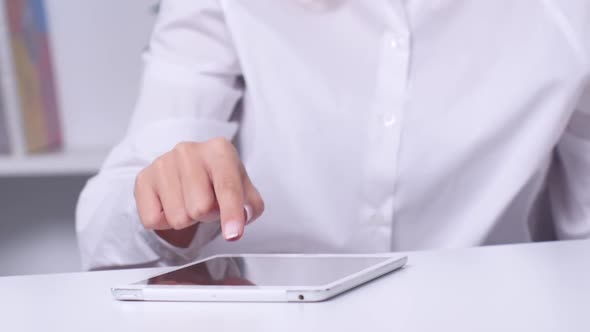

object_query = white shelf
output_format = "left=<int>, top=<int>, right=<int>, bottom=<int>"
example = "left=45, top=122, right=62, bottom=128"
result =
left=0, top=149, right=108, bottom=176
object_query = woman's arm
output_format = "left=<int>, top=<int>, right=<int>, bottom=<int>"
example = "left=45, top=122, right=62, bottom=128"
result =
left=76, top=0, right=247, bottom=270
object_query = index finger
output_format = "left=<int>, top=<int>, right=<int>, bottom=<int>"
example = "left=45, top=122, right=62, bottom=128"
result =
left=207, top=153, right=246, bottom=241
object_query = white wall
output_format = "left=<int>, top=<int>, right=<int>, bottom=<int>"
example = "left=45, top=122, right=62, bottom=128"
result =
left=46, top=0, right=156, bottom=150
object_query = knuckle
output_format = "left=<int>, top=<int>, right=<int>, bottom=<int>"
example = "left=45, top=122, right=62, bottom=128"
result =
left=152, top=156, right=168, bottom=172
left=207, top=137, right=234, bottom=154
left=185, top=207, right=201, bottom=222
left=134, top=170, right=148, bottom=192
left=187, top=196, right=215, bottom=220
left=208, top=136, right=230, bottom=147
left=141, top=212, right=161, bottom=229
left=167, top=211, right=191, bottom=230
left=173, top=141, right=194, bottom=159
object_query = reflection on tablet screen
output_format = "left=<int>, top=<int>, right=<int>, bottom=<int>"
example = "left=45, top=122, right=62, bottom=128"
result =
left=139, top=256, right=389, bottom=287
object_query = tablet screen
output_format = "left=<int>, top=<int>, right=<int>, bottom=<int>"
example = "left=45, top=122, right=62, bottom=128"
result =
left=138, top=256, right=390, bottom=287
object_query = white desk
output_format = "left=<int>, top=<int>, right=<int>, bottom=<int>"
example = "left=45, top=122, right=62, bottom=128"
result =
left=1, top=240, right=588, bottom=332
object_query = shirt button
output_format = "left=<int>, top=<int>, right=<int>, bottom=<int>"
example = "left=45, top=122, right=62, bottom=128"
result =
left=390, top=38, right=399, bottom=48
left=388, top=34, right=409, bottom=50
left=383, top=113, right=397, bottom=126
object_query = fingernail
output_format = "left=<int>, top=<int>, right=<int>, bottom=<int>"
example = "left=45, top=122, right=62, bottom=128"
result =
left=223, top=220, right=242, bottom=240
left=244, top=204, right=253, bottom=224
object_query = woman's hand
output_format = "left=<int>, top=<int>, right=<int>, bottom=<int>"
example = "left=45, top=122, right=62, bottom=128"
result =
left=134, top=137, right=265, bottom=245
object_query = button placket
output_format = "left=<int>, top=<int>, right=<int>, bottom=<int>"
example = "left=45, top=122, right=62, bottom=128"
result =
left=357, top=2, right=412, bottom=251
left=361, top=28, right=411, bottom=248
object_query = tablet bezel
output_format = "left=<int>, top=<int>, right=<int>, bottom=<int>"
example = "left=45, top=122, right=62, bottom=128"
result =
left=112, top=253, right=407, bottom=302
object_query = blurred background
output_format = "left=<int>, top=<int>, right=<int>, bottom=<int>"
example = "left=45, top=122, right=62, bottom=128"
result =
left=0, top=1, right=157, bottom=276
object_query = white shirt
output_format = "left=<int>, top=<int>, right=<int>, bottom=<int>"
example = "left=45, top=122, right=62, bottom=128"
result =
left=76, top=0, right=590, bottom=270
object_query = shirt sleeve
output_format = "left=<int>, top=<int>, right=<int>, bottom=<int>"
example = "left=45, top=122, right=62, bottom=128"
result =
left=76, top=0, right=243, bottom=271
left=549, top=85, right=590, bottom=240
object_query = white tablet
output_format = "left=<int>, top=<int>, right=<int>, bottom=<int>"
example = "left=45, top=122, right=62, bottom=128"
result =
left=112, top=254, right=407, bottom=302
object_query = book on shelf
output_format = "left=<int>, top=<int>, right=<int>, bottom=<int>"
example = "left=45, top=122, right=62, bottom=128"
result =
left=0, top=0, right=62, bottom=155
left=0, top=84, right=9, bottom=153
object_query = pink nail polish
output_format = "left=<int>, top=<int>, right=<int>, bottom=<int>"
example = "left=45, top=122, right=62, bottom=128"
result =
left=224, top=221, right=242, bottom=240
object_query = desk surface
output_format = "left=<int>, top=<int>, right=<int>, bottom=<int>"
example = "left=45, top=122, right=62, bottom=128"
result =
left=1, top=240, right=588, bottom=332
